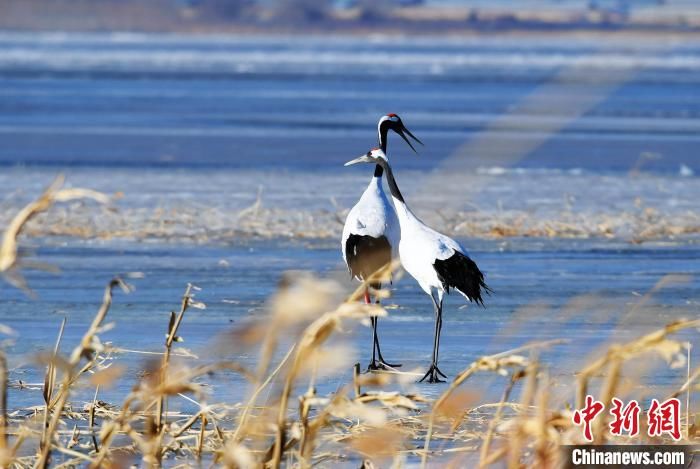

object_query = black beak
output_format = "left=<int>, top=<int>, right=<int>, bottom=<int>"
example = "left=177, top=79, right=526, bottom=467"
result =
left=396, top=124, right=423, bottom=154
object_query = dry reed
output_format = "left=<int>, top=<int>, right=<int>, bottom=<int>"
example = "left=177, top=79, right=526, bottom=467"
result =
left=0, top=175, right=109, bottom=294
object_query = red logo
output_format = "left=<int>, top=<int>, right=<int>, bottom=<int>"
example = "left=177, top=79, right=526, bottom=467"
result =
left=572, top=395, right=605, bottom=441
left=647, top=398, right=681, bottom=441
left=572, top=395, right=682, bottom=441
left=609, top=398, right=640, bottom=437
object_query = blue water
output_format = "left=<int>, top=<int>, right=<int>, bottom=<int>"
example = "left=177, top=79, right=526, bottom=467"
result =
left=0, top=33, right=698, bottom=172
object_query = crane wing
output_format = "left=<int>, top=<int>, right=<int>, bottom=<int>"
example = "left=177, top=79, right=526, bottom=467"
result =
left=433, top=251, right=490, bottom=305
left=344, top=234, right=392, bottom=287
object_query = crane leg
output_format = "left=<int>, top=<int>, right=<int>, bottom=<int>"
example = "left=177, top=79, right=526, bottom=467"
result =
left=373, top=315, right=402, bottom=369
left=420, top=293, right=446, bottom=383
left=366, top=286, right=401, bottom=371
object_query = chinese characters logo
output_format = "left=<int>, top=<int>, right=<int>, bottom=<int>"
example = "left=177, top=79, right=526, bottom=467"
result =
left=572, top=395, right=681, bottom=442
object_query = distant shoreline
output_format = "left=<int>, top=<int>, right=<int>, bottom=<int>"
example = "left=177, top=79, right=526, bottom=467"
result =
left=2, top=1, right=700, bottom=38
left=2, top=26, right=700, bottom=42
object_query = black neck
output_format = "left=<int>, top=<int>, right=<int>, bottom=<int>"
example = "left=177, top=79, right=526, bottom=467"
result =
left=376, top=120, right=391, bottom=178
left=378, top=121, right=389, bottom=153
left=379, top=160, right=404, bottom=203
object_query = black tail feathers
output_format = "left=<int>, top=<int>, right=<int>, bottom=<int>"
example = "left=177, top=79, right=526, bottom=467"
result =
left=433, top=251, right=491, bottom=305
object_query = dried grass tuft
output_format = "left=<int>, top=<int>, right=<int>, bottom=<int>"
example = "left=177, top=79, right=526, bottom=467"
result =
left=0, top=175, right=109, bottom=293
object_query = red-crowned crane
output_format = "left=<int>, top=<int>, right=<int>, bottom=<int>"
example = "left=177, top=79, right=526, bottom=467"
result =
left=345, top=148, right=490, bottom=383
left=342, top=114, right=422, bottom=371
